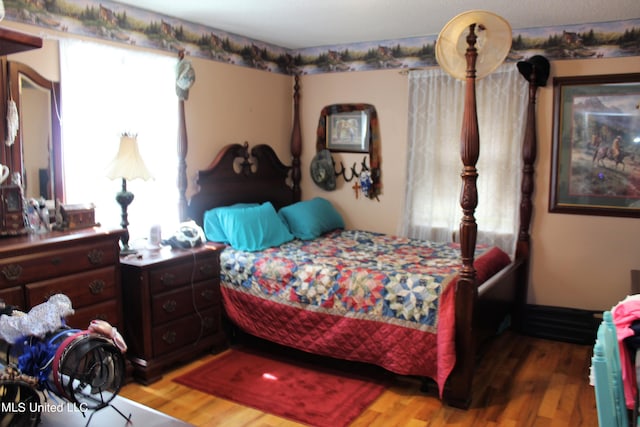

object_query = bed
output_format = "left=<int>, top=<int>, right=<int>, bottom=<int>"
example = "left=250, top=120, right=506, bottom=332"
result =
left=185, top=38, right=541, bottom=408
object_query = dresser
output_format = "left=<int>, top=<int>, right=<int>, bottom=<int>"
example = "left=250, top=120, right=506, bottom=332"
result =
left=0, top=228, right=124, bottom=329
left=120, top=244, right=226, bottom=384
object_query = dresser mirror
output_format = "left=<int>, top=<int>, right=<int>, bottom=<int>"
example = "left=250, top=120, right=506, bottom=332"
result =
left=8, top=61, right=63, bottom=202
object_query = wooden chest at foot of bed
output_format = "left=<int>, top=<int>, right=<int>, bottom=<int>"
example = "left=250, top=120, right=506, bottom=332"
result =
left=120, top=243, right=227, bottom=384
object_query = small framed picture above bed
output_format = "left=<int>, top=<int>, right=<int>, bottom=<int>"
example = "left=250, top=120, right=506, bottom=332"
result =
left=326, top=110, right=370, bottom=153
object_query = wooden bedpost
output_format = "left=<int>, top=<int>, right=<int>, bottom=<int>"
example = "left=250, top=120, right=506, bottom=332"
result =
left=290, top=74, right=302, bottom=202
left=458, top=26, right=480, bottom=291
left=447, top=23, right=480, bottom=409
left=516, top=69, right=540, bottom=260
left=177, top=50, right=189, bottom=222
left=514, top=56, right=547, bottom=329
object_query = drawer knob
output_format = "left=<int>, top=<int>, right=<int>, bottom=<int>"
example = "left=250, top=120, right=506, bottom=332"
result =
left=50, top=257, right=62, bottom=265
left=87, top=249, right=104, bottom=265
left=160, top=273, right=175, bottom=286
left=162, top=300, right=177, bottom=313
left=1, top=264, right=22, bottom=281
left=201, top=289, right=214, bottom=300
left=162, top=330, right=176, bottom=344
left=88, top=280, right=105, bottom=295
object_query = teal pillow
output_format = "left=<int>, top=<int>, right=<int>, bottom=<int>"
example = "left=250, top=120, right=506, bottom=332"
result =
left=216, top=202, right=294, bottom=251
left=203, top=203, right=258, bottom=243
left=278, top=197, right=344, bottom=240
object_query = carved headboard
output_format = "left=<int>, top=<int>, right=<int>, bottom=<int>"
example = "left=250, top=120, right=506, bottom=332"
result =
left=187, top=142, right=300, bottom=226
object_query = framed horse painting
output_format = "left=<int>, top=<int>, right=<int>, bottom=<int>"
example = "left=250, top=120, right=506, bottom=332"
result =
left=549, top=73, right=640, bottom=217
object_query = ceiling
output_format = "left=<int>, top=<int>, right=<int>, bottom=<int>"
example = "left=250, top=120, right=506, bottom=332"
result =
left=113, top=0, right=640, bottom=49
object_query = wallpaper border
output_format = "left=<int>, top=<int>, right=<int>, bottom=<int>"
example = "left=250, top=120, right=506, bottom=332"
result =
left=5, top=0, right=640, bottom=75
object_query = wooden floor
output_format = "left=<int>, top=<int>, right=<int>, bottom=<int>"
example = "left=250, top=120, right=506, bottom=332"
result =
left=119, top=331, right=599, bottom=426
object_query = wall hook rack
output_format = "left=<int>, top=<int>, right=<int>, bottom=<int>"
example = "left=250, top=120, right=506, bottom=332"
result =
left=334, top=156, right=369, bottom=182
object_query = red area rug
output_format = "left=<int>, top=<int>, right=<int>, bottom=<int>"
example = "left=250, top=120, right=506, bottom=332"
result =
left=173, top=348, right=386, bottom=427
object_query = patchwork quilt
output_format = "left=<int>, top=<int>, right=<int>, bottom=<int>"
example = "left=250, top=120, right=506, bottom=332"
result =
left=220, top=229, right=510, bottom=393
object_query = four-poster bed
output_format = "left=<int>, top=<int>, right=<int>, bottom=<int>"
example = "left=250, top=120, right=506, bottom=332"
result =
left=183, top=18, right=541, bottom=408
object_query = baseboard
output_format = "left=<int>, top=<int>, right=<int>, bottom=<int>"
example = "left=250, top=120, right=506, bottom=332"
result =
left=521, top=304, right=600, bottom=345
left=631, top=269, right=640, bottom=294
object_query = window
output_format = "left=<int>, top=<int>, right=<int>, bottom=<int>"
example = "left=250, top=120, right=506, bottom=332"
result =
left=59, top=39, right=179, bottom=245
left=401, top=64, right=528, bottom=255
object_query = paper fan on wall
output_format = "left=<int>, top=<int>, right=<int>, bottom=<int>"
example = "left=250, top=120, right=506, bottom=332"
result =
left=435, top=10, right=512, bottom=80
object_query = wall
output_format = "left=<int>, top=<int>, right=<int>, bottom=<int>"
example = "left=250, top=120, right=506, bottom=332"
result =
left=7, top=21, right=640, bottom=312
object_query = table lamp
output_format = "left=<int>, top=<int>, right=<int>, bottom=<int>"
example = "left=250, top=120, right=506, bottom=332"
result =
left=106, top=133, right=152, bottom=254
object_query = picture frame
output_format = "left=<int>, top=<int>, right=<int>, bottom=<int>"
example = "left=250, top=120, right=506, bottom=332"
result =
left=326, top=110, right=370, bottom=153
left=549, top=73, right=640, bottom=218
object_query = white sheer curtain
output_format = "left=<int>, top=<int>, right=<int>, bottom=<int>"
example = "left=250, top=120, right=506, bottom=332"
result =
left=401, top=64, right=528, bottom=256
left=59, top=39, right=179, bottom=245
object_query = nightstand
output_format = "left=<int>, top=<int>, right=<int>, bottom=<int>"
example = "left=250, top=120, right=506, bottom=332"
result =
left=120, top=244, right=227, bottom=384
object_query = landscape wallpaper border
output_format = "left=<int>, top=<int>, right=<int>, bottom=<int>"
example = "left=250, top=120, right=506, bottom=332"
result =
left=5, top=0, right=640, bottom=75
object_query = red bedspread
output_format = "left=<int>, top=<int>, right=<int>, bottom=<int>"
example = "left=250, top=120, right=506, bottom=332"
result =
left=219, top=230, right=511, bottom=393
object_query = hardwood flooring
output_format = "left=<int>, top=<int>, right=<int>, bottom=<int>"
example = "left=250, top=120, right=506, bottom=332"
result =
left=119, top=331, right=599, bottom=426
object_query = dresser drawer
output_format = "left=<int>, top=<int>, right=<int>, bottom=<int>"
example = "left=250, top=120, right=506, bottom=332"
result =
left=25, top=266, right=117, bottom=309
left=65, top=299, right=120, bottom=330
left=149, top=257, right=218, bottom=293
left=151, top=279, right=220, bottom=325
left=0, top=240, right=118, bottom=287
left=0, top=286, right=25, bottom=311
left=151, top=307, right=220, bottom=357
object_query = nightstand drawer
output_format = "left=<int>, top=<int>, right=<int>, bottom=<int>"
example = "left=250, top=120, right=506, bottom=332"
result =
left=25, top=266, right=117, bottom=309
left=151, top=279, right=220, bottom=325
left=149, top=258, right=218, bottom=293
left=0, top=240, right=118, bottom=286
left=151, top=307, right=220, bottom=357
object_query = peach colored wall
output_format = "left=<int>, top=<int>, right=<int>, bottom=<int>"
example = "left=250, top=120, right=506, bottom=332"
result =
left=7, top=21, right=640, bottom=311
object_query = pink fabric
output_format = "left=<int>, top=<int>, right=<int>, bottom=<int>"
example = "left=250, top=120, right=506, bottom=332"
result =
left=612, top=296, right=640, bottom=409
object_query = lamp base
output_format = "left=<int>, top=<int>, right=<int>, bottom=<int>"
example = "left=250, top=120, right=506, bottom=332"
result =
left=120, top=245, right=137, bottom=256
left=115, top=178, right=135, bottom=256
